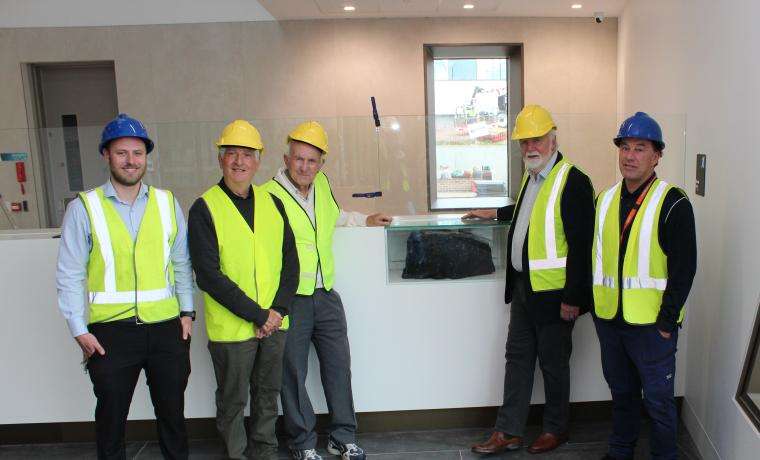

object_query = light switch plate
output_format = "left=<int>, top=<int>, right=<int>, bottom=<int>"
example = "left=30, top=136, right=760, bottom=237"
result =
left=696, top=154, right=706, bottom=196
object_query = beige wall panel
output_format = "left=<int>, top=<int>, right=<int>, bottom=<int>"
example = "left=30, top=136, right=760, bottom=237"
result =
left=111, top=26, right=161, bottom=120
left=149, top=23, right=245, bottom=123
left=241, top=20, right=338, bottom=119
left=1, top=17, right=618, bottom=225
left=15, top=27, right=114, bottom=63
left=332, top=19, right=425, bottom=117
left=14, top=28, right=74, bottom=62
left=0, top=30, right=26, bottom=130
left=58, top=27, right=115, bottom=62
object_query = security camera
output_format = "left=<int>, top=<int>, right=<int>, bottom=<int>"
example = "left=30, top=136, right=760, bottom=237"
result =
left=594, top=12, right=605, bottom=23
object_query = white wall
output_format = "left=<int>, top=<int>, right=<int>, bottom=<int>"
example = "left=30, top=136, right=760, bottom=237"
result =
left=0, top=228, right=616, bottom=424
left=619, top=1, right=760, bottom=459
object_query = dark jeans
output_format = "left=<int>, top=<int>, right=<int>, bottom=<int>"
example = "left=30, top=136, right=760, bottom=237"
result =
left=495, top=277, right=574, bottom=437
left=594, top=317, right=679, bottom=460
left=281, top=289, right=357, bottom=449
left=87, top=318, right=190, bottom=460
left=208, top=331, right=287, bottom=460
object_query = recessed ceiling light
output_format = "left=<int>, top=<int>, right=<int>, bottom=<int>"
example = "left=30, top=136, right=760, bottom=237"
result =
left=463, top=4, right=475, bottom=9
left=344, top=5, right=355, bottom=12
left=571, top=4, right=583, bottom=9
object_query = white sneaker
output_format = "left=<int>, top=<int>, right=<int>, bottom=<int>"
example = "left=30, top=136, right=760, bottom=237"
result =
left=326, top=436, right=366, bottom=460
left=290, top=448, right=323, bottom=460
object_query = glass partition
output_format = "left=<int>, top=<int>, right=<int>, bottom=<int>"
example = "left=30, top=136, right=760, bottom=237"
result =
left=0, top=112, right=687, bottom=231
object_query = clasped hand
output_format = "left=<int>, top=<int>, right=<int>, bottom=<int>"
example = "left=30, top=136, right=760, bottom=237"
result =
left=256, top=310, right=283, bottom=339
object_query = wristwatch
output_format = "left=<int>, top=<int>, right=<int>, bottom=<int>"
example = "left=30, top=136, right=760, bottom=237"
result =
left=180, top=311, right=196, bottom=321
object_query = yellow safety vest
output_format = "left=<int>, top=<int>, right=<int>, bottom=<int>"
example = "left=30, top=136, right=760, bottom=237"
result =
left=80, top=186, right=179, bottom=324
left=592, top=179, right=684, bottom=324
left=513, top=159, right=574, bottom=292
left=263, top=172, right=340, bottom=295
left=201, top=185, right=288, bottom=342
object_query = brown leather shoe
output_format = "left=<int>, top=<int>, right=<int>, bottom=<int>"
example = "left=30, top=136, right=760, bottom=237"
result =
left=527, top=432, right=568, bottom=454
left=471, top=431, right=522, bottom=454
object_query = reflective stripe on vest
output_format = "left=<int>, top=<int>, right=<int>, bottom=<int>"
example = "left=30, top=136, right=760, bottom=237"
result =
left=515, top=159, right=573, bottom=291
left=81, top=186, right=179, bottom=323
left=263, top=172, right=340, bottom=295
left=592, top=179, right=680, bottom=324
left=201, top=185, right=287, bottom=342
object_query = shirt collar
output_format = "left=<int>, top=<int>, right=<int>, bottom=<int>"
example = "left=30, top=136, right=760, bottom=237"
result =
left=533, top=151, right=558, bottom=180
left=275, top=167, right=313, bottom=199
left=102, top=180, right=149, bottom=202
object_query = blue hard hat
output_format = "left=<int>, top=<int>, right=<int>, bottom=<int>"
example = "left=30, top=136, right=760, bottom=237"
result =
left=613, top=112, right=665, bottom=151
left=99, top=113, right=154, bottom=155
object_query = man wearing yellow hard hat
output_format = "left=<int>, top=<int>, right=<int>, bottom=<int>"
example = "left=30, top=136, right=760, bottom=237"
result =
left=465, top=105, right=595, bottom=455
left=188, top=120, right=299, bottom=460
left=263, top=121, right=391, bottom=460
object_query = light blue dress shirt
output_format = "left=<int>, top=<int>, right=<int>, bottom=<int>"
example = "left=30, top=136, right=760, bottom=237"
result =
left=56, top=180, right=194, bottom=337
left=511, top=151, right=558, bottom=272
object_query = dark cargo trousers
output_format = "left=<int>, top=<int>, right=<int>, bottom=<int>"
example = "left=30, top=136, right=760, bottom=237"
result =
left=281, top=289, right=358, bottom=450
left=594, top=318, right=679, bottom=460
left=208, top=330, right=287, bottom=460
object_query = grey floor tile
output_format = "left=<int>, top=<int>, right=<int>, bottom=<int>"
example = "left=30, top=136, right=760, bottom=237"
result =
left=0, top=441, right=145, bottom=459
left=366, top=452, right=462, bottom=459
left=356, top=428, right=489, bottom=454
left=0, top=421, right=704, bottom=460
left=136, top=439, right=225, bottom=459
left=134, top=438, right=302, bottom=459
left=461, top=442, right=609, bottom=459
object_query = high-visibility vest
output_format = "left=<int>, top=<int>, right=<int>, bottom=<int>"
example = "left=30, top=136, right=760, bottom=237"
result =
left=513, top=159, right=574, bottom=292
left=80, top=186, right=179, bottom=324
left=592, top=179, right=684, bottom=324
left=200, top=184, right=288, bottom=342
left=263, top=172, right=340, bottom=295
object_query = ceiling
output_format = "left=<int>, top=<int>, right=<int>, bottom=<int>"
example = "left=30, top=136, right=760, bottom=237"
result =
left=259, top=0, right=628, bottom=20
left=0, top=0, right=626, bottom=29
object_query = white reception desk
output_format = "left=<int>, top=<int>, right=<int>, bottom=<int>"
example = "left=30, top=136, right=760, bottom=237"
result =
left=0, top=225, right=687, bottom=425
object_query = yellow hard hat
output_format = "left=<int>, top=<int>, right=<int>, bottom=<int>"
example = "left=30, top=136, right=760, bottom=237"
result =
left=216, top=119, right=264, bottom=152
left=511, top=105, right=557, bottom=140
left=288, top=121, right=329, bottom=154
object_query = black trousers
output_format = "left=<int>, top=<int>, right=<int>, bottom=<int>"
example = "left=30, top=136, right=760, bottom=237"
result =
left=494, top=277, right=574, bottom=436
left=87, top=318, right=191, bottom=460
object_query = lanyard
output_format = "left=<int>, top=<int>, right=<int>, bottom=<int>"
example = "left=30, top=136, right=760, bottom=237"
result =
left=620, top=175, right=656, bottom=244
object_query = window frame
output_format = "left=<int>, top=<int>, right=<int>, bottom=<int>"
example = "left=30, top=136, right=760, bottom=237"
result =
left=736, top=300, right=760, bottom=430
left=423, top=44, right=523, bottom=212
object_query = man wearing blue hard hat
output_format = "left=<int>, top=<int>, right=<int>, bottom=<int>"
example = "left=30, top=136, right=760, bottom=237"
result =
left=56, top=113, right=195, bottom=459
left=593, top=112, right=696, bottom=460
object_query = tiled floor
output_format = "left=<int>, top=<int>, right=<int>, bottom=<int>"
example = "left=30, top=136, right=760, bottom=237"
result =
left=0, top=420, right=702, bottom=459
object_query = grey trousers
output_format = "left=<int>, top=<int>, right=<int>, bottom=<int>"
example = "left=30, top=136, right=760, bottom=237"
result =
left=281, top=289, right=358, bottom=450
left=208, top=331, right=287, bottom=460
left=494, top=279, right=575, bottom=437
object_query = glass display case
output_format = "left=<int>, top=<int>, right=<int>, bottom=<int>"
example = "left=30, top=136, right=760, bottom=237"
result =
left=385, top=214, right=510, bottom=284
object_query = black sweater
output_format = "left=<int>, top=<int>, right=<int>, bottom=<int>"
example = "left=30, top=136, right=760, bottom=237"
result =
left=496, top=152, right=596, bottom=323
left=188, top=180, right=299, bottom=327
